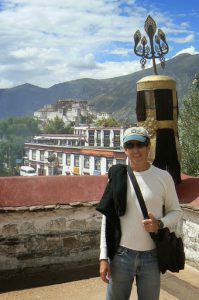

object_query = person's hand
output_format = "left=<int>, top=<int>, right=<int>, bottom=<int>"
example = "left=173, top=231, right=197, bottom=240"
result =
left=100, top=259, right=111, bottom=283
left=142, top=212, right=159, bottom=233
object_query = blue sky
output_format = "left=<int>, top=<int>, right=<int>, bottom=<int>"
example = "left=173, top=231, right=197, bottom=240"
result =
left=0, top=0, right=198, bottom=88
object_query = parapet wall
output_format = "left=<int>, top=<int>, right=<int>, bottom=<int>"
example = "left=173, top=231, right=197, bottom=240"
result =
left=179, top=205, right=199, bottom=268
left=0, top=175, right=198, bottom=279
left=0, top=175, right=107, bottom=207
left=0, top=175, right=107, bottom=280
left=0, top=202, right=101, bottom=280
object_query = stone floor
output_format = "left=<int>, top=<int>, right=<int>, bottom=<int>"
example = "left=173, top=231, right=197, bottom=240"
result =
left=0, top=264, right=198, bottom=300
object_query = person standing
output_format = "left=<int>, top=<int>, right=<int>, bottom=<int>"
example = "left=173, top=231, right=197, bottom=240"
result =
left=96, top=126, right=182, bottom=300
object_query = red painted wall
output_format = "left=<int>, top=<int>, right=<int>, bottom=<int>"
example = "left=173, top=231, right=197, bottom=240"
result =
left=0, top=176, right=107, bottom=207
left=0, top=174, right=198, bottom=208
left=176, top=174, right=199, bottom=206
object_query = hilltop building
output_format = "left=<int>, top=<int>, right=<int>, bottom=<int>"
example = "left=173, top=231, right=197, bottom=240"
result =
left=34, top=99, right=110, bottom=125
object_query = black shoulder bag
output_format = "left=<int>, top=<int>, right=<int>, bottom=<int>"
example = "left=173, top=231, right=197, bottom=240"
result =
left=127, top=165, right=185, bottom=274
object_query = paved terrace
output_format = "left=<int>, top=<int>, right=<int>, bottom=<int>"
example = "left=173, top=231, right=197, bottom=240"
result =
left=0, top=264, right=198, bottom=300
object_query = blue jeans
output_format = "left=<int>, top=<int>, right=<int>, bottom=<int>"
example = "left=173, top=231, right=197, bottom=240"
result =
left=106, top=246, right=160, bottom=300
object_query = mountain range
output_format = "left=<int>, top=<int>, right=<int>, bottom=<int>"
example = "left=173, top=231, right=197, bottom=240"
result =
left=0, top=53, right=198, bottom=122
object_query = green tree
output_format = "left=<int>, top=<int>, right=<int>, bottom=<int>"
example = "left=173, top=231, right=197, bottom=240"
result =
left=0, top=116, right=40, bottom=176
left=81, top=113, right=95, bottom=125
left=95, top=116, right=120, bottom=127
left=42, top=116, right=73, bottom=134
left=0, top=117, right=40, bottom=139
left=179, top=86, right=199, bottom=176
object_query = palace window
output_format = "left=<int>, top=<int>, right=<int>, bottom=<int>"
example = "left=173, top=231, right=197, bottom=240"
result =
left=74, top=155, right=79, bottom=167
left=57, top=153, right=63, bottom=164
left=94, top=157, right=101, bottom=171
left=66, top=154, right=71, bottom=165
left=40, top=151, right=44, bottom=161
left=106, top=158, right=113, bottom=171
left=84, top=156, right=90, bottom=169
left=32, top=150, right=36, bottom=160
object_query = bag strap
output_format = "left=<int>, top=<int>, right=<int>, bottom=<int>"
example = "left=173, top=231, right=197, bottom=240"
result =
left=127, top=165, right=149, bottom=219
left=127, top=165, right=155, bottom=239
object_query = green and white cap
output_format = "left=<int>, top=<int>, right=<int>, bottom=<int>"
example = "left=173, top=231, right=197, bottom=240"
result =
left=123, top=126, right=149, bottom=144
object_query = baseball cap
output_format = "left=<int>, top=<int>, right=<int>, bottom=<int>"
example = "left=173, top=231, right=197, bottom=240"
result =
left=123, top=126, right=149, bottom=144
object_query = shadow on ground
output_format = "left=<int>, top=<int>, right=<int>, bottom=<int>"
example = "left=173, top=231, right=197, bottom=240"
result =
left=0, top=263, right=99, bottom=293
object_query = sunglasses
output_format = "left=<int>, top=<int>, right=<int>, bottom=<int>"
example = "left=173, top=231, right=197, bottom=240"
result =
left=124, top=142, right=148, bottom=149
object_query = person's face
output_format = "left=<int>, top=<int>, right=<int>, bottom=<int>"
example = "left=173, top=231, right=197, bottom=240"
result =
left=124, top=140, right=150, bottom=165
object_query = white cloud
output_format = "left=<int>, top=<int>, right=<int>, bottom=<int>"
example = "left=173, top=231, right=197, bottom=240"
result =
left=68, top=53, right=99, bottom=70
left=180, top=22, right=190, bottom=29
left=0, top=78, right=14, bottom=88
left=10, top=47, right=42, bottom=59
left=0, top=0, right=198, bottom=88
left=101, top=48, right=132, bottom=56
left=170, top=34, right=195, bottom=44
left=89, top=60, right=142, bottom=79
left=174, top=46, right=199, bottom=57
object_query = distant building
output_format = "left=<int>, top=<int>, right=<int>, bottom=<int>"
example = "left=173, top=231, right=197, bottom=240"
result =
left=96, top=112, right=110, bottom=120
left=34, top=99, right=110, bottom=126
left=24, top=126, right=126, bottom=176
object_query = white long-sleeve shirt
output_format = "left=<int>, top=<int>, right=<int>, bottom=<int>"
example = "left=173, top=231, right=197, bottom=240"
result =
left=100, top=165, right=183, bottom=260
